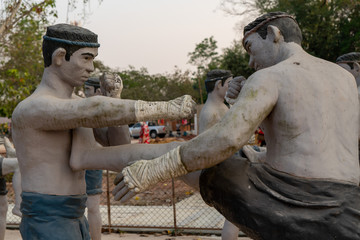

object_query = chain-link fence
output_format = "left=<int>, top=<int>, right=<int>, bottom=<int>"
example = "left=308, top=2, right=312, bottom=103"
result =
left=5, top=171, right=226, bottom=233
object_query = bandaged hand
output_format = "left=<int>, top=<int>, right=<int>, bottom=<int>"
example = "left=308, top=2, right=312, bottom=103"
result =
left=100, top=73, right=123, bottom=99
left=112, top=146, right=188, bottom=202
left=225, top=76, right=247, bottom=105
left=242, top=145, right=267, bottom=163
left=4, top=137, right=16, bottom=158
left=135, top=95, right=196, bottom=121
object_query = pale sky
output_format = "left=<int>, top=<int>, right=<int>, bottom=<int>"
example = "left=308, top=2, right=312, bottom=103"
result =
left=54, top=0, right=242, bottom=74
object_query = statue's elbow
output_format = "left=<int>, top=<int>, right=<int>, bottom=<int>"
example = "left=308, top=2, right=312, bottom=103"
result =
left=69, top=155, right=84, bottom=171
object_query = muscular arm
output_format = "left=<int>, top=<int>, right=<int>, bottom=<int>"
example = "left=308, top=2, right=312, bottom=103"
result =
left=13, top=95, right=194, bottom=131
left=70, top=127, right=182, bottom=172
left=114, top=72, right=279, bottom=201
left=180, top=73, right=278, bottom=171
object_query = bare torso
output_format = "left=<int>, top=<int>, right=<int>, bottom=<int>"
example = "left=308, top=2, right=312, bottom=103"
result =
left=180, top=49, right=359, bottom=185
left=13, top=127, right=86, bottom=195
left=261, top=54, right=359, bottom=183
left=12, top=90, right=89, bottom=195
left=199, top=98, right=229, bottom=134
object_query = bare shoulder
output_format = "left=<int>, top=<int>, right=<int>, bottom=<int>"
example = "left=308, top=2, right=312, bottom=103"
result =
left=243, top=67, right=280, bottom=95
left=12, top=94, right=57, bottom=126
left=72, top=93, right=83, bottom=99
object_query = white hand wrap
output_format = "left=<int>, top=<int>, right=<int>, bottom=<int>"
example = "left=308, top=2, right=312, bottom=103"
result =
left=4, top=137, right=16, bottom=158
left=135, top=95, right=195, bottom=121
left=121, top=146, right=188, bottom=193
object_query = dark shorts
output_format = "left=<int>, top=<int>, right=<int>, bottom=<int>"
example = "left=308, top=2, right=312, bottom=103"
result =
left=200, top=157, right=360, bottom=240
left=0, top=157, right=7, bottom=195
left=20, top=192, right=90, bottom=240
left=85, top=170, right=103, bottom=195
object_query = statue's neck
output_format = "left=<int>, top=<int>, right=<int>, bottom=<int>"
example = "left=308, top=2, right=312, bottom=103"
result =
left=277, top=42, right=305, bottom=63
left=40, top=67, right=74, bottom=99
left=207, top=91, right=226, bottom=105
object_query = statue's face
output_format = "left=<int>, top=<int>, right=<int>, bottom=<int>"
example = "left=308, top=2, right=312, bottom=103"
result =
left=243, top=32, right=278, bottom=71
left=61, top=47, right=98, bottom=87
left=84, top=85, right=100, bottom=98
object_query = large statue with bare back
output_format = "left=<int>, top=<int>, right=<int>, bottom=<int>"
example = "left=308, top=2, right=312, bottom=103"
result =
left=114, top=12, right=360, bottom=239
left=11, top=23, right=195, bottom=240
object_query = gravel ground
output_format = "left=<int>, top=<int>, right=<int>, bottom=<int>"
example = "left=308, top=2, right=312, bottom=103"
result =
left=5, top=229, right=253, bottom=240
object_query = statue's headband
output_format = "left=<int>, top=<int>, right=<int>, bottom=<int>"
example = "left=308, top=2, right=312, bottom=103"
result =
left=205, top=74, right=233, bottom=83
left=85, top=77, right=100, bottom=88
left=336, top=60, right=360, bottom=64
left=242, top=14, right=296, bottom=47
left=43, top=35, right=100, bottom=48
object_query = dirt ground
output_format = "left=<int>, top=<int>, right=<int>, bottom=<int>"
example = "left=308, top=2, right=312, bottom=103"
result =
left=5, top=229, right=252, bottom=240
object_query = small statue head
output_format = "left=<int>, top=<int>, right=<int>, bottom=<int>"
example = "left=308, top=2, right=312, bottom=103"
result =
left=84, top=77, right=100, bottom=97
left=205, top=69, right=232, bottom=94
left=243, top=12, right=302, bottom=47
left=336, top=52, right=360, bottom=73
left=42, top=24, right=100, bottom=68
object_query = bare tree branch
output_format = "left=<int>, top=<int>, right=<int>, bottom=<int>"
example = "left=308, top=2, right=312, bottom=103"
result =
left=0, top=0, right=51, bottom=39
left=0, top=0, right=22, bottom=38
left=219, top=0, right=258, bottom=16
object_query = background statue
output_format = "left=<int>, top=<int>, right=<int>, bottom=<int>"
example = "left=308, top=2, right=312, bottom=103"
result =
left=336, top=52, right=360, bottom=93
left=195, top=69, right=240, bottom=240
left=0, top=137, right=22, bottom=240
left=83, top=74, right=131, bottom=240
left=11, top=23, right=195, bottom=240
left=115, top=12, right=360, bottom=239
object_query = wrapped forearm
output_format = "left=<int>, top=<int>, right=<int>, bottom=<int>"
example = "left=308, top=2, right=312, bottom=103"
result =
left=135, top=95, right=195, bottom=121
left=122, top=146, right=188, bottom=193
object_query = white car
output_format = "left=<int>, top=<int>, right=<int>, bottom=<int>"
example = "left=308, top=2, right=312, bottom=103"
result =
left=129, top=121, right=167, bottom=139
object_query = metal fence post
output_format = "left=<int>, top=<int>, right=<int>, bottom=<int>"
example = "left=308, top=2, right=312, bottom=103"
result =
left=171, top=178, right=177, bottom=236
left=106, top=170, right=112, bottom=233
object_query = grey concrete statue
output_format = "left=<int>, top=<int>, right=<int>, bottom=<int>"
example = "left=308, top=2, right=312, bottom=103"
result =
left=114, top=12, right=360, bottom=239
left=190, top=69, right=240, bottom=240
left=0, top=137, right=22, bottom=240
left=11, top=23, right=195, bottom=240
left=84, top=74, right=131, bottom=240
left=336, top=52, right=360, bottom=92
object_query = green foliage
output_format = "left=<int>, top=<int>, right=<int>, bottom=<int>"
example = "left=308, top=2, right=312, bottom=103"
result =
left=119, top=67, right=167, bottom=101
left=187, top=36, right=253, bottom=103
left=255, top=0, right=360, bottom=61
left=164, top=68, right=199, bottom=102
left=187, top=36, right=221, bottom=103
left=118, top=66, right=198, bottom=102
left=220, top=40, right=254, bottom=78
left=0, top=123, right=10, bottom=136
left=0, top=0, right=57, bottom=118
left=187, top=36, right=219, bottom=72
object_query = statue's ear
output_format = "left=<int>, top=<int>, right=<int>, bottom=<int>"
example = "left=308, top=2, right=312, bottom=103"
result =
left=353, top=62, right=360, bottom=75
left=215, top=80, right=222, bottom=90
left=52, top=48, right=66, bottom=66
left=267, top=25, right=283, bottom=43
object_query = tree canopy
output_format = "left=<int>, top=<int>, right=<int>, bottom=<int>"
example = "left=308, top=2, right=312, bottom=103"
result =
left=2, top=0, right=359, bottom=117
left=221, top=0, right=360, bottom=61
left=0, top=0, right=56, bottom=117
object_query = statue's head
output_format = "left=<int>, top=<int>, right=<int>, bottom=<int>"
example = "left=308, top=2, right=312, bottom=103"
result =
left=84, top=77, right=100, bottom=97
left=42, top=24, right=100, bottom=68
left=205, top=69, right=232, bottom=97
left=242, top=12, right=302, bottom=70
left=336, top=52, right=360, bottom=84
left=243, top=12, right=302, bottom=46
